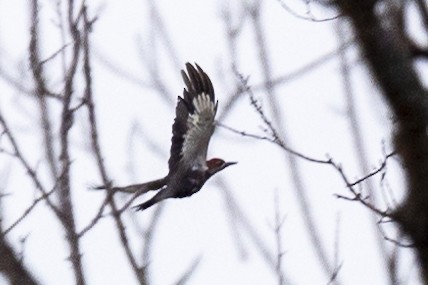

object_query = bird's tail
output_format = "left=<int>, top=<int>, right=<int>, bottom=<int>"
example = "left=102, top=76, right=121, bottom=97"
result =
left=92, top=177, right=167, bottom=195
left=133, top=187, right=172, bottom=211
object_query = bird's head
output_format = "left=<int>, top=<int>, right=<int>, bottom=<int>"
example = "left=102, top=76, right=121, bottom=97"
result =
left=206, top=158, right=237, bottom=177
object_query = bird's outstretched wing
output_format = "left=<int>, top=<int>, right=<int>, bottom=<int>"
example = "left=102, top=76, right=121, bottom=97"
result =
left=168, top=63, right=217, bottom=173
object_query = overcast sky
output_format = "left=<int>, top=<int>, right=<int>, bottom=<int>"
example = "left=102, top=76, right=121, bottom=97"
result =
left=0, top=1, right=418, bottom=284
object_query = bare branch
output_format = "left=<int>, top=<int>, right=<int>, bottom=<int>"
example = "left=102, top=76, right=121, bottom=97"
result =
left=272, top=190, right=286, bottom=285
left=141, top=202, right=165, bottom=263
left=53, top=0, right=85, bottom=282
left=4, top=187, right=56, bottom=235
left=335, top=2, right=428, bottom=281
left=40, top=42, right=73, bottom=65
left=327, top=213, right=343, bottom=285
left=81, top=6, right=147, bottom=284
left=0, top=111, right=60, bottom=215
left=330, top=156, right=392, bottom=217
left=174, top=256, right=202, bottom=285
left=217, top=178, right=294, bottom=284
left=77, top=196, right=109, bottom=238
left=275, top=0, right=341, bottom=22
left=231, top=68, right=395, bottom=218
left=248, top=3, right=342, bottom=278
left=0, top=235, right=39, bottom=285
left=29, top=0, right=59, bottom=182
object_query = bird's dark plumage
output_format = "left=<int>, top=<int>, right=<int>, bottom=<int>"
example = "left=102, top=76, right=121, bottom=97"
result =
left=101, top=63, right=235, bottom=212
left=168, top=63, right=216, bottom=173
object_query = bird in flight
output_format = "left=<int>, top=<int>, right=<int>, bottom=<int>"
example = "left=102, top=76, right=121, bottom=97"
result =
left=103, top=63, right=236, bottom=211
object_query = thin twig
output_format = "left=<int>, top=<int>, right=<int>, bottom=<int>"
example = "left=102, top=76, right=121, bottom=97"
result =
left=249, top=4, right=340, bottom=278
left=4, top=187, right=56, bottom=235
left=272, top=189, right=286, bottom=285
left=141, top=201, right=165, bottom=262
left=233, top=69, right=332, bottom=165
left=327, top=213, right=343, bottom=285
left=77, top=195, right=110, bottom=238
left=217, top=178, right=294, bottom=284
left=232, top=67, right=394, bottom=218
left=276, top=0, right=341, bottom=22
left=174, top=256, right=202, bottom=285
left=330, top=157, right=391, bottom=217
left=0, top=111, right=60, bottom=216
left=40, top=42, right=73, bottom=65
left=348, top=152, right=396, bottom=187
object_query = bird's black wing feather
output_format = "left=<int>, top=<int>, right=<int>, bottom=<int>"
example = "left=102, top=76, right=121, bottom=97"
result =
left=167, top=63, right=215, bottom=173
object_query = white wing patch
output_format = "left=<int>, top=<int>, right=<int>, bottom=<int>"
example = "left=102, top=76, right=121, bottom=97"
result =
left=193, top=93, right=215, bottom=114
left=181, top=93, right=217, bottom=166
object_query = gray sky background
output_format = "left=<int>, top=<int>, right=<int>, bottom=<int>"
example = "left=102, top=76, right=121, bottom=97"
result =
left=0, top=0, right=417, bottom=284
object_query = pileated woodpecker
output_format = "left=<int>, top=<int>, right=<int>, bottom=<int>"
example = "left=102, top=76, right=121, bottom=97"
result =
left=105, top=63, right=236, bottom=211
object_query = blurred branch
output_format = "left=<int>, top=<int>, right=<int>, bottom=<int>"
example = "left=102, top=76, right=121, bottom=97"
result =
left=141, top=202, right=164, bottom=263
left=335, top=1, right=428, bottom=283
left=237, top=4, right=380, bottom=272
left=216, top=1, right=248, bottom=123
left=40, top=42, right=72, bottom=66
left=123, top=121, right=166, bottom=270
left=218, top=117, right=394, bottom=217
left=240, top=3, right=336, bottom=274
left=0, top=111, right=60, bottom=215
left=217, top=178, right=294, bottom=284
left=377, top=219, right=414, bottom=248
left=272, top=190, right=286, bottom=285
left=93, top=48, right=151, bottom=88
left=230, top=69, right=394, bottom=218
left=29, top=0, right=59, bottom=182
left=55, top=0, right=86, bottom=282
left=220, top=178, right=248, bottom=259
left=218, top=26, right=354, bottom=123
left=137, top=37, right=174, bottom=106
left=275, top=0, right=341, bottom=22
left=4, top=187, right=56, bottom=235
left=136, top=0, right=184, bottom=106
left=81, top=6, right=147, bottom=284
left=386, top=234, right=399, bottom=284
left=0, top=235, right=39, bottom=285
left=0, top=165, right=37, bottom=284
left=340, top=152, right=396, bottom=188
left=146, top=0, right=181, bottom=71
left=174, top=256, right=202, bottom=285
left=0, top=64, right=41, bottom=98
left=217, top=121, right=328, bottom=163
left=327, top=214, right=342, bottom=285
left=336, top=20, right=378, bottom=202
left=221, top=1, right=247, bottom=63
left=263, top=40, right=353, bottom=88
left=77, top=196, right=110, bottom=238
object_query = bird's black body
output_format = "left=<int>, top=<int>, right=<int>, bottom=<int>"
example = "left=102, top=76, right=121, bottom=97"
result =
left=130, top=63, right=235, bottom=211
left=134, top=168, right=208, bottom=211
left=94, top=63, right=236, bottom=211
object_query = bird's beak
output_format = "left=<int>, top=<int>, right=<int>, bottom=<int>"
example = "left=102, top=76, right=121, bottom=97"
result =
left=224, top=161, right=238, bottom=168
left=208, top=161, right=237, bottom=177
